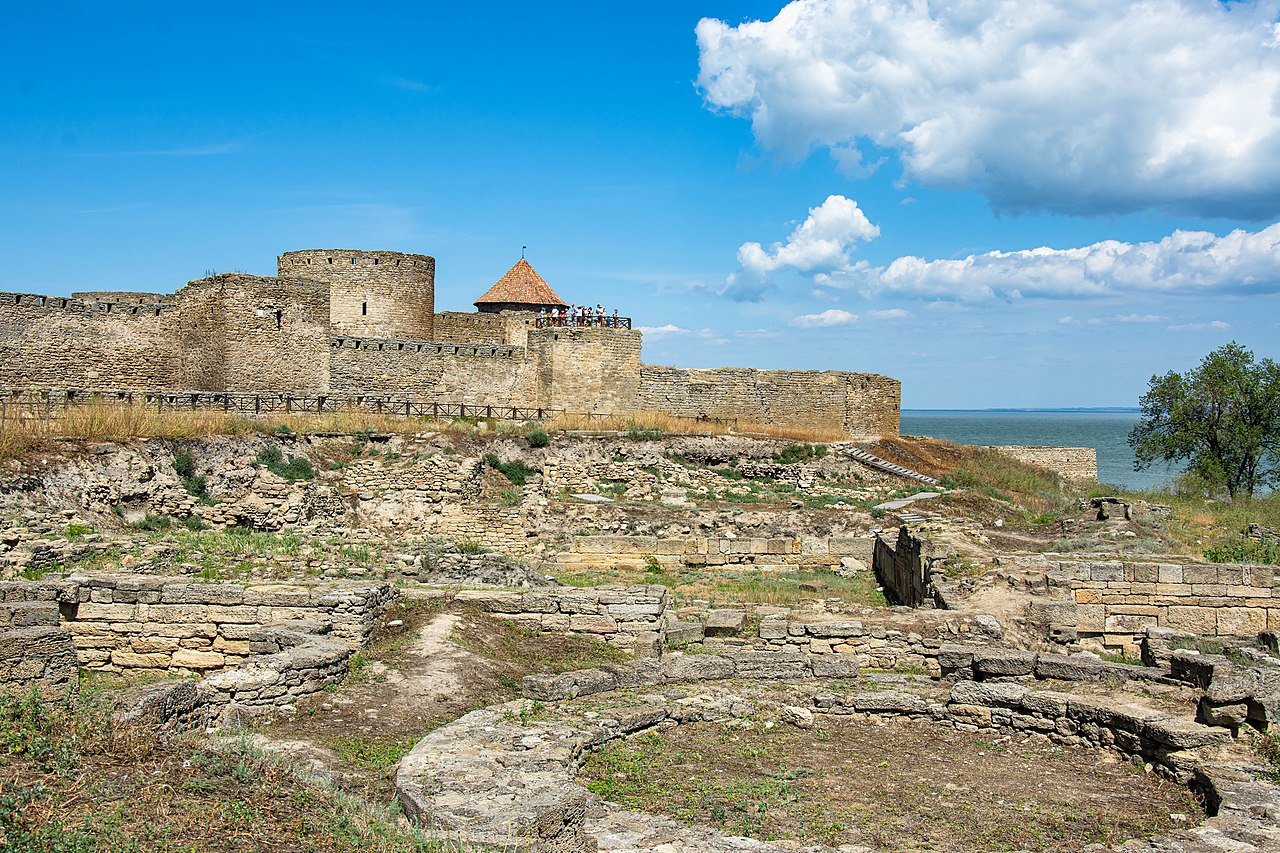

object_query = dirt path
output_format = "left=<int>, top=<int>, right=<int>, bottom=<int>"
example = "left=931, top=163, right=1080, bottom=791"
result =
left=256, top=608, right=506, bottom=797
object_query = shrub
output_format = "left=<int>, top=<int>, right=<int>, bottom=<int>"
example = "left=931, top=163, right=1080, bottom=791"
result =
left=63, top=523, right=92, bottom=539
left=526, top=428, right=550, bottom=448
left=1204, top=539, right=1280, bottom=565
left=131, top=513, right=173, bottom=532
left=254, top=445, right=315, bottom=481
left=775, top=443, right=828, bottom=464
left=483, top=453, right=534, bottom=485
left=173, top=448, right=210, bottom=498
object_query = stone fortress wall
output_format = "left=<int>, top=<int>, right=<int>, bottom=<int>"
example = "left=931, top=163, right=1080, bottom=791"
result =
left=0, top=247, right=902, bottom=435
left=992, top=445, right=1098, bottom=481
left=638, top=365, right=902, bottom=437
left=277, top=249, right=435, bottom=341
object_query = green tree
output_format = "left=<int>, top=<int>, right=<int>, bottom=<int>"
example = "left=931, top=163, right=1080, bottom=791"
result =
left=1129, top=342, right=1280, bottom=498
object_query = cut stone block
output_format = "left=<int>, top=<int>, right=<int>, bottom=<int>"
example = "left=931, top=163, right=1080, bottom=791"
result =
left=704, top=609, right=746, bottom=637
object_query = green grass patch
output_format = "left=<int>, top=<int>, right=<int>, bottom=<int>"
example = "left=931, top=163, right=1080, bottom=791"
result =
left=63, top=522, right=93, bottom=539
left=456, top=539, right=489, bottom=555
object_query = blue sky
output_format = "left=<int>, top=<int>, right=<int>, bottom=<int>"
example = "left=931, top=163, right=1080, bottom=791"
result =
left=2, top=0, right=1278, bottom=408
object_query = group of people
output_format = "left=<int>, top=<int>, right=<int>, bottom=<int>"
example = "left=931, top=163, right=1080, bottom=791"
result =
left=539, top=304, right=624, bottom=328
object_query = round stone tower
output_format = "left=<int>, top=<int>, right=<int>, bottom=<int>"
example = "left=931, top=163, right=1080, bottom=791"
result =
left=277, top=249, right=435, bottom=341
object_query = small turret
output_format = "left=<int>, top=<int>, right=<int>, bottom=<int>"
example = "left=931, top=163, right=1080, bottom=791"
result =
left=473, top=258, right=568, bottom=314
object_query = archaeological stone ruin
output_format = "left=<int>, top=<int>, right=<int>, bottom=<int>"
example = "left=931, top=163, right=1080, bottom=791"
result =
left=0, top=420, right=1277, bottom=852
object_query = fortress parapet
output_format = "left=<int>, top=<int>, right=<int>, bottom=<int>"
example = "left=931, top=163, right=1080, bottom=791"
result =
left=0, top=248, right=903, bottom=436
left=278, top=249, right=435, bottom=341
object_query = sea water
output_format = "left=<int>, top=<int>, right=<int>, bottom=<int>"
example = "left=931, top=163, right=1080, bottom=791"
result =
left=900, top=410, right=1180, bottom=492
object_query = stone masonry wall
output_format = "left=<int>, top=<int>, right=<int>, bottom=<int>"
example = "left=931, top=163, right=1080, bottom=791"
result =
left=529, top=327, right=643, bottom=414
left=432, top=311, right=537, bottom=346
left=0, top=589, right=77, bottom=699
left=555, top=534, right=874, bottom=572
left=175, top=275, right=332, bottom=393
left=431, top=311, right=507, bottom=345
left=278, top=250, right=435, bottom=341
left=3, top=574, right=395, bottom=675
left=637, top=366, right=901, bottom=437
left=0, top=293, right=180, bottom=389
left=71, top=292, right=174, bottom=305
left=1034, top=559, right=1280, bottom=654
left=993, top=446, right=1098, bottom=481
left=328, top=336, right=539, bottom=402
left=428, top=585, right=670, bottom=650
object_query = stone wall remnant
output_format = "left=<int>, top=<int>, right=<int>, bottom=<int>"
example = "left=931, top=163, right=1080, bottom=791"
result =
left=990, top=445, right=1099, bottom=481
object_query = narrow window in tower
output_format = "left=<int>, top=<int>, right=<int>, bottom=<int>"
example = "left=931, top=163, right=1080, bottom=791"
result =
left=275, top=310, right=283, bottom=329
left=373, top=258, right=379, bottom=265
left=327, top=258, right=333, bottom=264
left=361, top=302, right=368, bottom=316
left=351, top=258, right=357, bottom=265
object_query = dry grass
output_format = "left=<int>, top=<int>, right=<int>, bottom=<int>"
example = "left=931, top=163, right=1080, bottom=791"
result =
left=0, top=401, right=854, bottom=462
left=0, top=686, right=468, bottom=851
left=1112, top=488, right=1280, bottom=560
left=0, top=402, right=451, bottom=460
left=545, top=408, right=849, bottom=443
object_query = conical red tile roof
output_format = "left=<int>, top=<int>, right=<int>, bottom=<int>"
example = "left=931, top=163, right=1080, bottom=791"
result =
left=473, top=258, right=568, bottom=308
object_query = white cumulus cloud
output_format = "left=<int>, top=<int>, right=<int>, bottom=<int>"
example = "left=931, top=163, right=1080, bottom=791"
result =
left=728, top=199, right=1280, bottom=301
left=726, top=194, right=878, bottom=299
left=1167, top=320, right=1231, bottom=331
left=863, top=223, right=1280, bottom=300
left=637, top=324, right=730, bottom=345
left=637, top=323, right=690, bottom=340
left=789, top=308, right=859, bottom=327
left=697, top=0, right=1280, bottom=217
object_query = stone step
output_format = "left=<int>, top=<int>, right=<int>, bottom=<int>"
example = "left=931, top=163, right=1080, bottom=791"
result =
left=836, top=446, right=940, bottom=485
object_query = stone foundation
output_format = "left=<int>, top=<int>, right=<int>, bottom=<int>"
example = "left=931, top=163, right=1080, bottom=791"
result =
left=1027, top=558, right=1280, bottom=655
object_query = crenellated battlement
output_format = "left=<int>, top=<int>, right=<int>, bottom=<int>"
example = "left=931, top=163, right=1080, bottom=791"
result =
left=279, top=249, right=435, bottom=341
left=329, top=336, right=525, bottom=359
left=0, top=291, right=176, bottom=318
left=0, top=246, right=902, bottom=436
